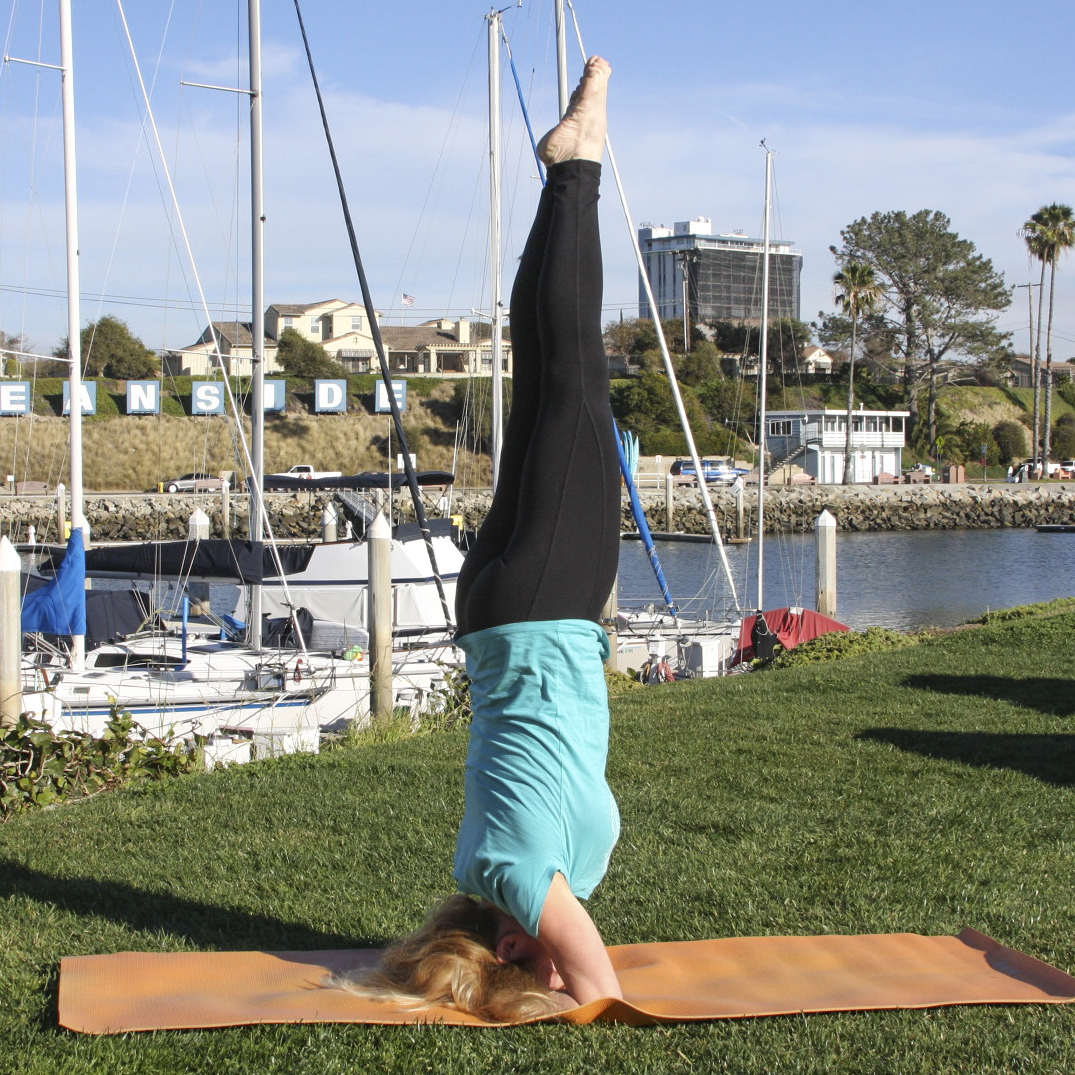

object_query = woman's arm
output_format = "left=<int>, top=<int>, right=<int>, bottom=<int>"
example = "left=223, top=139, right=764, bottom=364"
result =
left=537, top=871, right=622, bottom=1005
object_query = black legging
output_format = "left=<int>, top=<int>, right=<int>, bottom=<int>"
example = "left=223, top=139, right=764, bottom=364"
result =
left=455, top=160, right=620, bottom=637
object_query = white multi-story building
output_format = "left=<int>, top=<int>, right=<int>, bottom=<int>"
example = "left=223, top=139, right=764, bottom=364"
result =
left=765, top=407, right=909, bottom=484
left=638, top=217, right=802, bottom=324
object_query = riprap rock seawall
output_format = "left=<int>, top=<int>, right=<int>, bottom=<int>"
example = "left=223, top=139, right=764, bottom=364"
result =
left=2, top=483, right=1075, bottom=542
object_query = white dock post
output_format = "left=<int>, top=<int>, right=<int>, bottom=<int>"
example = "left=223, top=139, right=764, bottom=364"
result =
left=188, top=508, right=210, bottom=541
left=664, top=472, right=674, bottom=532
left=56, top=482, right=67, bottom=539
left=815, top=509, right=837, bottom=619
left=321, top=503, right=338, bottom=543
left=367, top=512, right=393, bottom=725
left=0, top=536, right=22, bottom=728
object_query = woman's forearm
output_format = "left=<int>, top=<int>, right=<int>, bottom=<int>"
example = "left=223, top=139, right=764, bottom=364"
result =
left=538, top=872, right=622, bottom=1005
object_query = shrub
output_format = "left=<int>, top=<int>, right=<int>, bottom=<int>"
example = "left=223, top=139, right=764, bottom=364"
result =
left=0, top=710, right=204, bottom=818
left=992, top=420, right=1027, bottom=465
left=769, top=626, right=918, bottom=668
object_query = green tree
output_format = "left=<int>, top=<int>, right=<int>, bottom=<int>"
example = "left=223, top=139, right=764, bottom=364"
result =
left=833, top=262, right=884, bottom=483
left=1020, top=203, right=1075, bottom=465
left=275, top=327, right=345, bottom=377
left=765, top=318, right=813, bottom=373
left=0, top=331, right=27, bottom=377
left=831, top=210, right=1011, bottom=458
left=952, top=421, right=998, bottom=467
left=702, top=319, right=751, bottom=358
left=991, top=420, right=1027, bottom=465
left=53, top=315, right=158, bottom=378
left=1050, top=414, right=1075, bottom=461
left=610, top=368, right=707, bottom=453
left=676, top=340, right=722, bottom=386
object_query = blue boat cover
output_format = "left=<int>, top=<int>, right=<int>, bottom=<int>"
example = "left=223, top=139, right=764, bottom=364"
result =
left=22, top=528, right=87, bottom=637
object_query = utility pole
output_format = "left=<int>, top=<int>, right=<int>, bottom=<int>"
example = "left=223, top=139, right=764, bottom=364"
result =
left=675, top=249, right=698, bottom=353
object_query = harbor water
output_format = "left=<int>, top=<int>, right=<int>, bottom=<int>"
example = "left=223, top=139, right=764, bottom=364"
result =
left=72, top=527, right=1075, bottom=635
left=616, top=528, right=1075, bottom=632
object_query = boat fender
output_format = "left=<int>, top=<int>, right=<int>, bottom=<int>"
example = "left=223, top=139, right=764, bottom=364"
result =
left=293, top=659, right=303, bottom=683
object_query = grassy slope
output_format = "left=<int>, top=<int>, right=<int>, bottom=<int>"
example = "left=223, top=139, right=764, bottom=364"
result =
left=1, top=609, right=1074, bottom=1073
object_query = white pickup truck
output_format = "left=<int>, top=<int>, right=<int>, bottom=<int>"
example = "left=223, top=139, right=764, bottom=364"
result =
left=268, top=464, right=343, bottom=481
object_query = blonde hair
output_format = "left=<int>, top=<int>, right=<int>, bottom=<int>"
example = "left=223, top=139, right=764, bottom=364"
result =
left=334, top=894, right=559, bottom=1022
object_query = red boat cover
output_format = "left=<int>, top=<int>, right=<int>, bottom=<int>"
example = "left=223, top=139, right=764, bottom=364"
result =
left=731, top=606, right=849, bottom=666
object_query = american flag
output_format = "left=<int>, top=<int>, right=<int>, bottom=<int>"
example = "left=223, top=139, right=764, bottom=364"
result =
left=401, top=293, right=415, bottom=307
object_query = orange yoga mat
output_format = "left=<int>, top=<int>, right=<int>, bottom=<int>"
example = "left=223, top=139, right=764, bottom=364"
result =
left=58, top=928, right=1075, bottom=1033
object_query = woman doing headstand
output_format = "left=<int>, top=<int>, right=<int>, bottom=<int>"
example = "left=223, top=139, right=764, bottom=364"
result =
left=341, top=57, right=622, bottom=1020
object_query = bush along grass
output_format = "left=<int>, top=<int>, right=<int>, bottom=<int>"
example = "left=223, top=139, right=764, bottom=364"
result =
left=768, top=625, right=921, bottom=668
left=0, top=710, right=204, bottom=818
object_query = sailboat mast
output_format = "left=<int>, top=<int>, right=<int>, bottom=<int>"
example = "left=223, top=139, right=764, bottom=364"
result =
left=554, top=0, right=569, bottom=114
left=487, top=10, right=504, bottom=488
left=58, top=0, right=83, bottom=536
left=58, top=0, right=85, bottom=669
left=248, top=0, right=265, bottom=649
left=755, top=144, right=773, bottom=611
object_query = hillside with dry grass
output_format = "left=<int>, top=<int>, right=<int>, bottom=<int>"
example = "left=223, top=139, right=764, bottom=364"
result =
left=0, top=379, right=494, bottom=491
left=0, top=379, right=1065, bottom=492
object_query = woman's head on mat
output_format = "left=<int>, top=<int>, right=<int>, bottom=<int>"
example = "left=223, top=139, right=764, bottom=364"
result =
left=335, top=894, right=569, bottom=1020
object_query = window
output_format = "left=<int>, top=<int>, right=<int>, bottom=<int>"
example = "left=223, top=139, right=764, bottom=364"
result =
left=351, top=316, right=363, bottom=331
left=310, top=320, right=320, bottom=335
left=283, top=316, right=294, bottom=327
left=769, top=419, right=793, bottom=437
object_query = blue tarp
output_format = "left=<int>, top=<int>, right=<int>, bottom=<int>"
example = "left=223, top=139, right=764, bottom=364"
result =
left=22, top=528, right=87, bottom=636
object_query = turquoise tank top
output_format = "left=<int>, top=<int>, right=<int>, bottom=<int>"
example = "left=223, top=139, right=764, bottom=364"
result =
left=453, top=619, right=620, bottom=937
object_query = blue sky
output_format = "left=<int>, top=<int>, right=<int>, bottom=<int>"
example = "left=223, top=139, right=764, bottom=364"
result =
left=1, top=0, right=1072, bottom=363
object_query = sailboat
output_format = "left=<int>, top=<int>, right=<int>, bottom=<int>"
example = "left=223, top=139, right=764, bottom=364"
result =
left=611, top=144, right=847, bottom=675
left=16, top=0, right=458, bottom=759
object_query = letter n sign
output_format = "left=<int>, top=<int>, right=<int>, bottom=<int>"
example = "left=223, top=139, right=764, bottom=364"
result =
left=126, top=380, right=161, bottom=414
left=315, top=379, right=347, bottom=413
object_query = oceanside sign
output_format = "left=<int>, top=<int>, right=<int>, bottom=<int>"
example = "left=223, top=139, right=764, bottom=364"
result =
left=0, top=379, right=328, bottom=416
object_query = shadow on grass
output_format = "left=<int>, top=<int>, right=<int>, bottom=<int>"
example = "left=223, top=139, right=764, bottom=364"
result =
left=855, top=729, right=1075, bottom=787
left=904, top=675, right=1075, bottom=718
left=0, top=861, right=378, bottom=951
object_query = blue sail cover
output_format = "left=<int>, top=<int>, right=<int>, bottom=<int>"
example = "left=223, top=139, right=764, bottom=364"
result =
left=22, top=528, right=87, bottom=636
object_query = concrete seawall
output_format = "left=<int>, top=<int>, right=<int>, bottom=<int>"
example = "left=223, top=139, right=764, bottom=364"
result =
left=2, top=483, right=1075, bottom=544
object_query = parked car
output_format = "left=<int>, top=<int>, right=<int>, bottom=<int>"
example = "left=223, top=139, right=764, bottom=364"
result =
left=159, top=472, right=224, bottom=493
left=670, top=458, right=744, bottom=484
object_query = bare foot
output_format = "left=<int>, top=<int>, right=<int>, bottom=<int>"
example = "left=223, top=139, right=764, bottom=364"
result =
left=536, top=56, right=610, bottom=165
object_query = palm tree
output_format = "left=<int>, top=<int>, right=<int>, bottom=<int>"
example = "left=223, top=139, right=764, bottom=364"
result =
left=833, top=262, right=883, bottom=484
left=1022, top=203, right=1075, bottom=470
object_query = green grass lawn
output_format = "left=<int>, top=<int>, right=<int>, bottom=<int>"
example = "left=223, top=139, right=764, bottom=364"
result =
left=2, top=609, right=1075, bottom=1073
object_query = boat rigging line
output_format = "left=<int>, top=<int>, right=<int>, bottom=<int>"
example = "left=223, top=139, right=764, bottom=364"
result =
left=563, top=0, right=741, bottom=613
left=291, top=0, right=452, bottom=630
